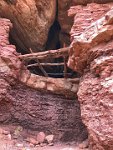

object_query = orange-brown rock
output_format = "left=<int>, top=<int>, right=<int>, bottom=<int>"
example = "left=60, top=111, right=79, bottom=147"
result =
left=0, top=0, right=56, bottom=52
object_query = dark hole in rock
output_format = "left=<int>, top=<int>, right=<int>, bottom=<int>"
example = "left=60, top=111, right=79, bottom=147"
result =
left=27, top=58, right=80, bottom=78
left=8, top=17, right=77, bottom=79
left=45, top=20, right=61, bottom=50
left=8, top=20, right=79, bottom=79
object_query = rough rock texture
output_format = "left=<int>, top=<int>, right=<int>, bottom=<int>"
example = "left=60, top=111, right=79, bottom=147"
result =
left=68, top=6, right=113, bottom=73
left=69, top=3, right=113, bottom=37
left=0, top=18, right=87, bottom=142
left=0, top=0, right=56, bottom=52
left=58, top=0, right=73, bottom=47
left=68, top=6, right=113, bottom=150
left=58, top=0, right=113, bottom=48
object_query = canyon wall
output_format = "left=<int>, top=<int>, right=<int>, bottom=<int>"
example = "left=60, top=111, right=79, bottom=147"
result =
left=68, top=2, right=113, bottom=149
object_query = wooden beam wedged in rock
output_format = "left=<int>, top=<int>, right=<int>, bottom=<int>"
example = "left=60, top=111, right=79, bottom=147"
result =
left=29, top=48, right=48, bottom=77
left=0, top=18, right=79, bottom=99
left=27, top=62, right=64, bottom=67
left=19, top=47, right=69, bottom=61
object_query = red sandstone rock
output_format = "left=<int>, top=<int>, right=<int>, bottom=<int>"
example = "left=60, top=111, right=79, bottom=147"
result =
left=58, top=0, right=73, bottom=46
left=72, top=0, right=113, bottom=5
left=58, top=0, right=113, bottom=47
left=45, top=134, right=54, bottom=144
left=37, top=132, right=46, bottom=144
left=68, top=7, right=113, bottom=73
left=29, top=137, right=38, bottom=145
left=69, top=6, right=113, bottom=149
left=69, top=3, right=113, bottom=38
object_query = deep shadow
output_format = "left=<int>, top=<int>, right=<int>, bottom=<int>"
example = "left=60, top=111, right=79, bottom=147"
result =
left=46, top=20, right=61, bottom=50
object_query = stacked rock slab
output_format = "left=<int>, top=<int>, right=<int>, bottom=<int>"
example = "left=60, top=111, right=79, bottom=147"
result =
left=68, top=4, right=113, bottom=150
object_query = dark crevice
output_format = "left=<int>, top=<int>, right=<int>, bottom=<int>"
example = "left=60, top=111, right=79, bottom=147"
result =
left=9, top=31, right=27, bottom=55
left=45, top=0, right=61, bottom=50
left=45, top=20, right=61, bottom=50
left=27, top=58, right=80, bottom=78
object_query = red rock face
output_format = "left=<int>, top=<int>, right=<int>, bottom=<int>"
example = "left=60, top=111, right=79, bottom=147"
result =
left=58, top=0, right=113, bottom=47
left=68, top=3, right=113, bottom=149
left=78, top=71, right=113, bottom=150
left=72, top=0, right=113, bottom=5
left=69, top=3, right=113, bottom=39
left=68, top=4, right=113, bottom=73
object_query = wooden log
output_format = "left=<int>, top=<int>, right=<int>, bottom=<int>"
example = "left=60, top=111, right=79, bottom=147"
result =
left=27, top=62, right=64, bottom=67
left=29, top=48, right=48, bottom=77
left=19, top=47, right=69, bottom=60
left=64, top=56, right=67, bottom=78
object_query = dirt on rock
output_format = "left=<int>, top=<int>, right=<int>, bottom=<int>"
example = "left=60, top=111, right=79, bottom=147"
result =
left=0, top=125, right=88, bottom=150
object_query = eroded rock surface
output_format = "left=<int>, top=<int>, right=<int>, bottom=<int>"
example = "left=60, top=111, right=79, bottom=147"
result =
left=0, top=0, right=56, bottom=52
left=69, top=3, right=113, bottom=38
left=68, top=5, right=113, bottom=73
left=68, top=6, right=113, bottom=150
left=58, top=0, right=73, bottom=47
left=72, top=0, right=113, bottom=5
left=58, top=0, right=113, bottom=47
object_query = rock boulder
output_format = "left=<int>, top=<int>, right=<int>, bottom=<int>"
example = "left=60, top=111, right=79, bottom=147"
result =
left=0, top=0, right=56, bottom=52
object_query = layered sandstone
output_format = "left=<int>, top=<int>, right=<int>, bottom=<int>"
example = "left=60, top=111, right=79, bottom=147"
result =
left=69, top=3, right=113, bottom=38
left=68, top=4, right=113, bottom=73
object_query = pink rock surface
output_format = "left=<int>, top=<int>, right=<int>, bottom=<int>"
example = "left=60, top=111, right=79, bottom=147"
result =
left=68, top=6, right=113, bottom=73
left=69, top=3, right=113, bottom=39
